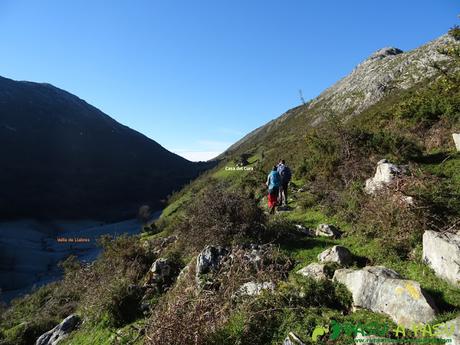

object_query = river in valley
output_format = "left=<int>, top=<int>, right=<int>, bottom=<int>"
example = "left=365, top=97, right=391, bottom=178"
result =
left=0, top=213, right=160, bottom=304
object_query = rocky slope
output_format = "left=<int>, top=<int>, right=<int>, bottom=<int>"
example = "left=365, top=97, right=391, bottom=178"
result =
left=221, top=34, right=455, bottom=158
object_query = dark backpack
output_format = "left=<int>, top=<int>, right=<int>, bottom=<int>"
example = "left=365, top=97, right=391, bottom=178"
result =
left=279, top=165, right=291, bottom=183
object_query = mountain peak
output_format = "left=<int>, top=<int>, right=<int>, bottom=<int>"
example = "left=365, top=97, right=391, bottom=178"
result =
left=368, top=47, right=404, bottom=60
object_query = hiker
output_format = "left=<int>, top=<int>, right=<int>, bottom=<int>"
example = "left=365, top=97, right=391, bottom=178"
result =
left=277, top=159, right=292, bottom=207
left=266, top=165, right=281, bottom=214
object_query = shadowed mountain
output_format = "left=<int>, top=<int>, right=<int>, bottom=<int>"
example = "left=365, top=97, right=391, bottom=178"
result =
left=0, top=76, right=212, bottom=220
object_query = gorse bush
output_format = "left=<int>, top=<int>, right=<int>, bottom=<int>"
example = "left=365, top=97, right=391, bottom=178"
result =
left=79, top=235, right=153, bottom=327
left=177, top=181, right=266, bottom=251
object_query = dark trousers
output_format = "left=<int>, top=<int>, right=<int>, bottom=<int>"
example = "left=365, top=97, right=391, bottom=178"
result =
left=279, top=182, right=289, bottom=205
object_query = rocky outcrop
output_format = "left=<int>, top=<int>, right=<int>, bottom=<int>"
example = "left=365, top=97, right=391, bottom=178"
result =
left=333, top=266, right=437, bottom=327
left=195, top=245, right=228, bottom=286
left=445, top=316, right=460, bottom=345
left=297, top=263, right=328, bottom=280
left=422, top=230, right=460, bottom=286
left=318, top=246, right=353, bottom=265
left=144, top=258, right=175, bottom=290
left=35, top=314, right=80, bottom=345
left=196, top=245, right=228, bottom=275
left=234, top=281, right=275, bottom=298
left=308, top=35, right=454, bottom=119
left=283, top=332, right=306, bottom=345
left=453, top=133, right=460, bottom=152
left=218, top=34, right=455, bottom=160
left=365, top=159, right=402, bottom=194
left=315, top=224, right=342, bottom=238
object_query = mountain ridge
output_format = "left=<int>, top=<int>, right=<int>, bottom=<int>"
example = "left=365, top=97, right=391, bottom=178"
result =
left=219, top=34, right=455, bottom=159
left=0, top=75, right=212, bottom=220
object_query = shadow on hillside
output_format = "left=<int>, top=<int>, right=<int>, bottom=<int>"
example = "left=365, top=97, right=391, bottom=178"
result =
left=422, top=288, right=458, bottom=313
left=413, top=152, right=451, bottom=165
left=278, top=234, right=337, bottom=252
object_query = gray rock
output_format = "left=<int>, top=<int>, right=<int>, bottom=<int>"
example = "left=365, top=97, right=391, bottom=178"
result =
left=445, top=316, right=460, bottom=345
left=423, top=230, right=460, bottom=286
left=234, top=281, right=275, bottom=298
left=144, top=258, right=173, bottom=287
left=369, top=47, right=404, bottom=60
left=315, top=224, right=341, bottom=238
left=283, top=332, right=305, bottom=345
left=365, top=159, right=402, bottom=194
left=296, top=263, right=328, bottom=280
left=318, top=245, right=353, bottom=265
left=295, top=224, right=313, bottom=236
left=453, top=133, right=460, bottom=152
left=196, top=245, right=228, bottom=275
left=196, top=245, right=228, bottom=286
left=333, top=266, right=437, bottom=327
left=35, top=314, right=80, bottom=345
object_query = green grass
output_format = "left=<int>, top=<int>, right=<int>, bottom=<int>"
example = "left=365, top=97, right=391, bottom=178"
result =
left=60, top=319, right=145, bottom=345
left=275, top=206, right=460, bottom=314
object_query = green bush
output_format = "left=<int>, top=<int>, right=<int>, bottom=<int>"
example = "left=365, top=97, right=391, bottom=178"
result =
left=449, top=25, right=460, bottom=41
left=177, top=181, right=266, bottom=251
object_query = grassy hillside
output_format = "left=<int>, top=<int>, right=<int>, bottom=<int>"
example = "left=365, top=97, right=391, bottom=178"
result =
left=1, top=29, right=460, bottom=345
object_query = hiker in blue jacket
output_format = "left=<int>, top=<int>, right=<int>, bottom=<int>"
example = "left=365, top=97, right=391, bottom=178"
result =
left=277, top=159, right=292, bottom=207
left=266, top=165, right=281, bottom=214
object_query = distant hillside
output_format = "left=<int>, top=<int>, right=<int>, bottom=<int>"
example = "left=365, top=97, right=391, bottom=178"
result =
left=0, top=76, right=211, bottom=220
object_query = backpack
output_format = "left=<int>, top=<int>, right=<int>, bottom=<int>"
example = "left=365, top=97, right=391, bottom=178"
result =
left=269, top=171, right=281, bottom=190
left=279, top=165, right=291, bottom=183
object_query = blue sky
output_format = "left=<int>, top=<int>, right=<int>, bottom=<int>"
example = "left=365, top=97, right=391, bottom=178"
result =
left=0, top=1, right=458, bottom=161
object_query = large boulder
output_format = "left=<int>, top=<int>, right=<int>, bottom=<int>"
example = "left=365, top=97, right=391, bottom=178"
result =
left=445, top=316, right=460, bottom=345
left=297, top=263, right=328, bottom=280
left=365, top=159, right=402, bottom=194
left=35, top=314, right=80, bottom=345
left=423, top=230, right=460, bottom=286
left=318, top=246, right=353, bottom=265
left=333, top=266, right=437, bottom=327
left=315, top=224, right=342, bottom=238
left=453, top=133, right=460, bottom=152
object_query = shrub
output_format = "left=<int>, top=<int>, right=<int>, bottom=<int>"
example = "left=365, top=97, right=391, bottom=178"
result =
left=449, top=25, right=460, bottom=41
left=177, top=182, right=266, bottom=251
left=146, top=246, right=290, bottom=345
left=351, top=177, right=431, bottom=258
left=79, top=235, right=153, bottom=326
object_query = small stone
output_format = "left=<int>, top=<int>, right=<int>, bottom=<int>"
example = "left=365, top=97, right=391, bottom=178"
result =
left=452, top=133, right=460, bottom=152
left=315, top=224, right=341, bottom=238
left=297, top=263, right=328, bottom=280
left=318, top=246, right=353, bottom=265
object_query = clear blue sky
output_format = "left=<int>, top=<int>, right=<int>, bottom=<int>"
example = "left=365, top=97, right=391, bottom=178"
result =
left=0, top=1, right=458, bottom=161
